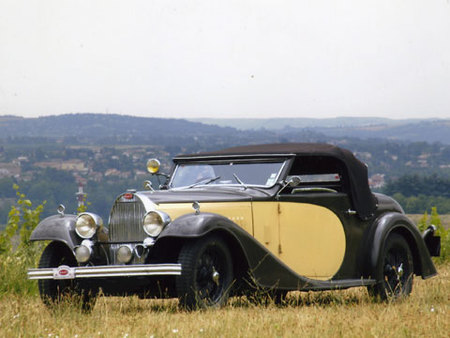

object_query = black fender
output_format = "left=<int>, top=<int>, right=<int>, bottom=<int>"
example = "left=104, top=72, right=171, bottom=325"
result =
left=364, top=212, right=437, bottom=279
left=30, top=214, right=80, bottom=250
left=159, top=212, right=246, bottom=239
left=158, top=212, right=314, bottom=290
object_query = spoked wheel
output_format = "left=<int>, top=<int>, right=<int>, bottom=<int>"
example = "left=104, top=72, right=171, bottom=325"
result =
left=176, top=235, right=233, bottom=310
left=368, top=233, right=414, bottom=300
left=38, top=241, right=97, bottom=312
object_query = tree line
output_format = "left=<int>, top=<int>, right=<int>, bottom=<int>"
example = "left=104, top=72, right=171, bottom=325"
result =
left=382, top=174, right=450, bottom=213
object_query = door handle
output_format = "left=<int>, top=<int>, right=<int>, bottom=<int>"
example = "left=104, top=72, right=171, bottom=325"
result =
left=346, top=209, right=357, bottom=216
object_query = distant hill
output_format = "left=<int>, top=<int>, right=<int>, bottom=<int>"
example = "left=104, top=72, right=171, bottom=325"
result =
left=0, top=114, right=242, bottom=152
left=189, top=117, right=450, bottom=144
left=0, top=114, right=449, bottom=147
left=0, top=114, right=230, bottom=139
left=189, top=117, right=418, bottom=129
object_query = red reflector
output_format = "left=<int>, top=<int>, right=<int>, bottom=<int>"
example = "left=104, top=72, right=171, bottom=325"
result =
left=124, top=193, right=134, bottom=200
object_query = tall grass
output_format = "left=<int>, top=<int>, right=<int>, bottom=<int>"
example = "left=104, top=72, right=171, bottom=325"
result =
left=0, top=249, right=40, bottom=295
left=0, top=185, right=45, bottom=296
left=0, top=263, right=448, bottom=337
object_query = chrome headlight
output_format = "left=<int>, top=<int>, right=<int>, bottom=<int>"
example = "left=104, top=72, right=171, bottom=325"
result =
left=117, top=245, right=133, bottom=263
left=142, top=211, right=171, bottom=237
left=75, top=245, right=92, bottom=263
left=75, top=212, right=103, bottom=239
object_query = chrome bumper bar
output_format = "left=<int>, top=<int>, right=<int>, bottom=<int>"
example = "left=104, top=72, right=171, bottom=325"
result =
left=27, top=263, right=182, bottom=280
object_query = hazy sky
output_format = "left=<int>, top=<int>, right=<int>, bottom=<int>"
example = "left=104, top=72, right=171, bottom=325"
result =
left=1, top=0, right=449, bottom=119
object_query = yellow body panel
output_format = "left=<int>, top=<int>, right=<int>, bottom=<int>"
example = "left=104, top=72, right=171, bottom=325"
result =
left=277, top=202, right=346, bottom=280
left=157, top=201, right=346, bottom=281
left=252, top=203, right=280, bottom=260
left=157, top=202, right=253, bottom=235
left=252, top=202, right=346, bottom=280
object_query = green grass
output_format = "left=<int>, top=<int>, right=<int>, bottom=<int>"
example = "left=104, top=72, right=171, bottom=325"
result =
left=1, top=263, right=448, bottom=337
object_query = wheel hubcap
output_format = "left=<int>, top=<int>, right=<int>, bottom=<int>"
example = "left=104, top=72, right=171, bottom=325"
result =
left=212, top=267, right=220, bottom=286
left=396, top=263, right=404, bottom=279
left=196, top=249, right=225, bottom=302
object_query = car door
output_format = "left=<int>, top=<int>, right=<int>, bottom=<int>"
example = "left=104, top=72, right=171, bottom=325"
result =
left=274, top=156, right=354, bottom=280
left=276, top=194, right=349, bottom=280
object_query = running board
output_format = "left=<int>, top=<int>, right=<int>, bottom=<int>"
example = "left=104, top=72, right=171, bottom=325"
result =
left=27, top=264, right=182, bottom=280
left=302, top=278, right=377, bottom=291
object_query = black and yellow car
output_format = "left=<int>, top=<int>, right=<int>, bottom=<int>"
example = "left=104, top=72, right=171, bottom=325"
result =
left=28, top=143, right=440, bottom=310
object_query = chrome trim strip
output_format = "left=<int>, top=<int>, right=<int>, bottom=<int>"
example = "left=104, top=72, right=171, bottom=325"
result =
left=27, top=263, right=182, bottom=280
left=173, top=153, right=295, bottom=161
left=134, top=192, right=157, bottom=211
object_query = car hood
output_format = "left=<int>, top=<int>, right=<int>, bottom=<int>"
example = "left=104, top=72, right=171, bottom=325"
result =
left=137, top=186, right=269, bottom=205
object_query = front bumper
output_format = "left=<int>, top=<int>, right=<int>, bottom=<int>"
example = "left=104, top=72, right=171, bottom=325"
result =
left=27, top=263, right=182, bottom=280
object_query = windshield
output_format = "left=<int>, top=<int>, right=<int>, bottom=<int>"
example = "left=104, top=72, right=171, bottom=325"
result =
left=170, top=160, right=285, bottom=188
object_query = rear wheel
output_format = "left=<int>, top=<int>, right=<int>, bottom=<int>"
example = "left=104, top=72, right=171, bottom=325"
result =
left=176, top=235, right=233, bottom=310
left=38, top=242, right=97, bottom=312
left=368, top=233, right=414, bottom=300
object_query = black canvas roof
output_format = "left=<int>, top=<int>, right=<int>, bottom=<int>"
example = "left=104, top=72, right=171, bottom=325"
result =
left=175, top=143, right=377, bottom=220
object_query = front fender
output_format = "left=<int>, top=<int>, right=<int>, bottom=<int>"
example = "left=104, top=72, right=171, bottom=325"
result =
left=364, top=212, right=437, bottom=279
left=158, top=212, right=306, bottom=289
left=30, top=214, right=80, bottom=250
left=159, top=212, right=239, bottom=239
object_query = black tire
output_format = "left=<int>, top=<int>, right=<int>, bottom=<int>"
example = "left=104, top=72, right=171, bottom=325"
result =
left=176, top=235, right=233, bottom=310
left=38, top=241, right=97, bottom=312
left=368, top=233, right=414, bottom=300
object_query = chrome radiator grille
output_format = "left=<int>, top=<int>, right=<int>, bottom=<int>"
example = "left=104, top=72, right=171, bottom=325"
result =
left=109, top=199, right=146, bottom=242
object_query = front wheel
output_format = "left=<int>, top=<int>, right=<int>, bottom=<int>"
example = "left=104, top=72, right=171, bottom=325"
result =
left=176, top=235, right=233, bottom=310
left=368, top=233, right=414, bottom=300
left=38, top=241, right=97, bottom=312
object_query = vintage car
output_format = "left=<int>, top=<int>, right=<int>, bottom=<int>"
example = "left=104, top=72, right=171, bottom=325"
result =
left=28, top=143, right=440, bottom=310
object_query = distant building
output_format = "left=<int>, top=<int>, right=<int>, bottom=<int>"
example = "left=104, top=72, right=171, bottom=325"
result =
left=76, top=183, right=86, bottom=208
left=369, top=174, right=385, bottom=189
left=34, top=159, right=87, bottom=172
left=0, top=163, right=21, bottom=178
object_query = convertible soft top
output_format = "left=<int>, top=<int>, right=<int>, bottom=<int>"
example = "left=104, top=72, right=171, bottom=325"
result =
left=176, top=143, right=378, bottom=220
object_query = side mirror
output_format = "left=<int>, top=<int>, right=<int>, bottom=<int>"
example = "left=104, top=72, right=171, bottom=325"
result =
left=275, top=176, right=302, bottom=199
left=287, top=176, right=301, bottom=187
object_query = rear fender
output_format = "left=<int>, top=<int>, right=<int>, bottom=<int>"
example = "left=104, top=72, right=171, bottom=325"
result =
left=30, top=214, right=80, bottom=250
left=364, top=212, right=437, bottom=279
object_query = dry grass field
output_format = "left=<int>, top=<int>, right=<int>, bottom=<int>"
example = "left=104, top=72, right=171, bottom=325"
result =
left=1, top=263, right=448, bottom=338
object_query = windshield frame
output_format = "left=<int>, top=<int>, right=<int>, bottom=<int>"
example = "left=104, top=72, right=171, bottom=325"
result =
left=168, top=158, right=288, bottom=190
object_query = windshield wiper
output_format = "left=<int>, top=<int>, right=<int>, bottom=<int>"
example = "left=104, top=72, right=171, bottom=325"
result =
left=187, top=176, right=221, bottom=189
left=232, top=173, right=248, bottom=190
